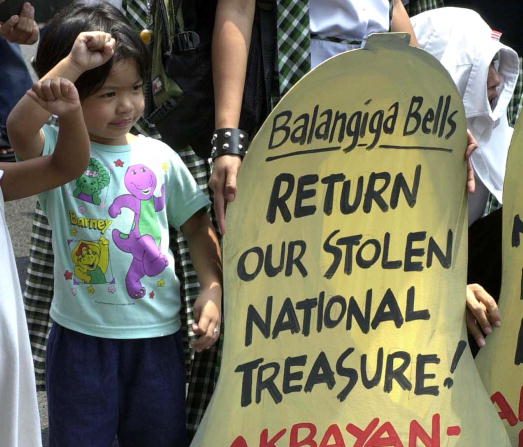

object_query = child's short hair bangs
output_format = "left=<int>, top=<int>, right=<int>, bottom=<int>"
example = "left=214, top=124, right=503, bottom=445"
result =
left=111, top=23, right=149, bottom=84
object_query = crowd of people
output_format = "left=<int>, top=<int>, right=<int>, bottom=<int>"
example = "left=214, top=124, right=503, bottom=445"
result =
left=0, top=0, right=521, bottom=446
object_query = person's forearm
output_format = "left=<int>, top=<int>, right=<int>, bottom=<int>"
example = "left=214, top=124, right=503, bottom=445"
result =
left=212, top=0, right=255, bottom=128
left=50, top=107, right=90, bottom=180
left=3, top=108, right=89, bottom=201
left=184, top=213, right=223, bottom=290
left=7, top=92, right=49, bottom=160
left=41, top=55, right=86, bottom=83
left=391, top=0, right=419, bottom=47
left=7, top=56, right=86, bottom=160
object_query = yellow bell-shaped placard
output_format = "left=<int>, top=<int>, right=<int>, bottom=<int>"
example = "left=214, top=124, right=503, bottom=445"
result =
left=192, top=33, right=510, bottom=447
left=476, top=112, right=523, bottom=446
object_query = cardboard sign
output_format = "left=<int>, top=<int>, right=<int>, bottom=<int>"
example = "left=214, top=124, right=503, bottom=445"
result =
left=191, top=34, right=509, bottom=447
left=476, top=113, right=523, bottom=446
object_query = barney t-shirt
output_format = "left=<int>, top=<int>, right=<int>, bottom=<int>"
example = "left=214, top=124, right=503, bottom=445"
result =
left=39, top=125, right=209, bottom=339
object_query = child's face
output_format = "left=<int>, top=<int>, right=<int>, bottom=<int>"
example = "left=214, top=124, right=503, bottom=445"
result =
left=487, top=61, right=502, bottom=106
left=81, top=58, right=145, bottom=145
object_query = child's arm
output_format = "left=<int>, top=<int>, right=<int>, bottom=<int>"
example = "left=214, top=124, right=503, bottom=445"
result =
left=7, top=31, right=115, bottom=160
left=0, top=78, right=90, bottom=201
left=181, top=210, right=223, bottom=352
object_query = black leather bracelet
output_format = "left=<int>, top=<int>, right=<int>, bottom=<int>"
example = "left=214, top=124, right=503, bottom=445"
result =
left=210, top=128, right=249, bottom=161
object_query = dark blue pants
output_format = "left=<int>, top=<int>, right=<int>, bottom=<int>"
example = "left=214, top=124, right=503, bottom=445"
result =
left=46, top=324, right=188, bottom=447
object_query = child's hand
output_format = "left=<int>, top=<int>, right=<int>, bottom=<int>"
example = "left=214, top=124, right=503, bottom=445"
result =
left=26, top=78, right=81, bottom=116
left=191, top=286, right=222, bottom=353
left=68, top=31, right=115, bottom=73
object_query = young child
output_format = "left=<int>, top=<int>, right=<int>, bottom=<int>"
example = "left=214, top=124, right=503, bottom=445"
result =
left=7, top=3, right=222, bottom=446
left=1, top=75, right=90, bottom=445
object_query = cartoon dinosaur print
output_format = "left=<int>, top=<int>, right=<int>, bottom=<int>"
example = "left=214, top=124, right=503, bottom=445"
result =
left=71, top=236, right=110, bottom=284
left=109, top=164, right=168, bottom=299
left=73, top=158, right=110, bottom=205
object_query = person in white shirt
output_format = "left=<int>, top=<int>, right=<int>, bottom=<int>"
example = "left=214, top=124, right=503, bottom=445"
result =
left=413, top=7, right=520, bottom=350
left=309, top=0, right=417, bottom=67
left=413, top=7, right=519, bottom=226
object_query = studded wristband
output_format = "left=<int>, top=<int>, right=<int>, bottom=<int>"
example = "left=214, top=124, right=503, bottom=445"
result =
left=210, top=128, right=249, bottom=161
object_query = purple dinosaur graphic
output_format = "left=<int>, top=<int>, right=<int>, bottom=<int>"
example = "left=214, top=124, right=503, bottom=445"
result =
left=109, top=164, right=168, bottom=298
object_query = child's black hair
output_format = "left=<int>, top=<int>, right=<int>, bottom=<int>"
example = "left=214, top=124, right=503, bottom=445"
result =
left=35, top=2, right=149, bottom=99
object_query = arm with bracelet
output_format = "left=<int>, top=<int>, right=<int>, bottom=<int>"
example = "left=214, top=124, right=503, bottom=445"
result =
left=208, top=0, right=255, bottom=235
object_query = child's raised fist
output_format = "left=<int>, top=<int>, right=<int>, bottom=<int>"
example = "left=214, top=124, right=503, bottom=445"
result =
left=68, top=31, right=116, bottom=73
left=26, top=77, right=81, bottom=116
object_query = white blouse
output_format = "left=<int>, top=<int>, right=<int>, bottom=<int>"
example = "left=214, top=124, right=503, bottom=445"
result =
left=0, top=171, right=42, bottom=447
left=309, top=0, right=391, bottom=67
